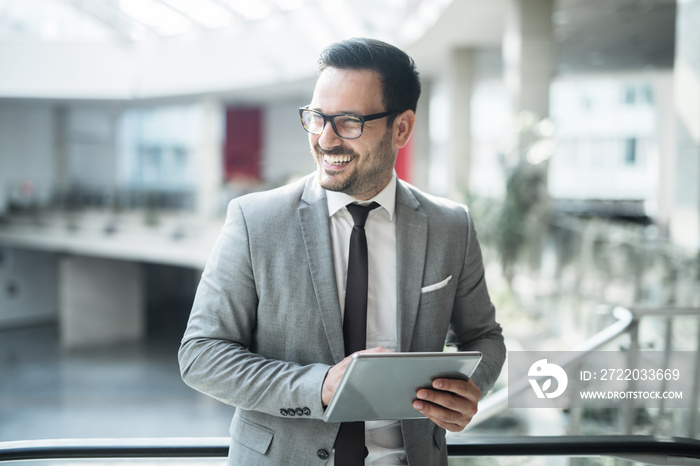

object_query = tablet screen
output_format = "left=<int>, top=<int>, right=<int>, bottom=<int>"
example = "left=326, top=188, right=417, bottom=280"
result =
left=323, top=351, right=482, bottom=423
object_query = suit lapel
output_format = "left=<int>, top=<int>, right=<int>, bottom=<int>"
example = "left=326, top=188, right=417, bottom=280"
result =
left=298, top=176, right=346, bottom=363
left=395, top=182, right=427, bottom=352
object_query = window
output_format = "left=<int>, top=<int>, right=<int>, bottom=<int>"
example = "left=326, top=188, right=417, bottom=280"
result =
left=624, top=137, right=637, bottom=165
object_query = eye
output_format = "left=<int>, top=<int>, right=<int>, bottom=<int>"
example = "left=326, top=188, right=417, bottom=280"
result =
left=337, top=115, right=362, bottom=131
left=302, top=111, right=324, bottom=130
left=312, top=114, right=325, bottom=125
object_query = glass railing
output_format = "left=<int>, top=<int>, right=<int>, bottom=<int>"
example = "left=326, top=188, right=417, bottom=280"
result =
left=1, top=435, right=700, bottom=464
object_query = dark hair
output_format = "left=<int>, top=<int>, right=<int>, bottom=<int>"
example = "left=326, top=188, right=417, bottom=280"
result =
left=318, top=38, right=422, bottom=117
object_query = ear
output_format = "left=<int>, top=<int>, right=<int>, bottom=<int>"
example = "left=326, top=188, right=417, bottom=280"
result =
left=393, top=110, right=416, bottom=149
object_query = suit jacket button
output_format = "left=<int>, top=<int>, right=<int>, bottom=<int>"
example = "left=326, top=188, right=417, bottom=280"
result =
left=288, top=408, right=296, bottom=416
left=317, top=449, right=329, bottom=460
left=280, top=409, right=288, bottom=416
left=303, top=407, right=311, bottom=416
left=295, top=408, right=304, bottom=416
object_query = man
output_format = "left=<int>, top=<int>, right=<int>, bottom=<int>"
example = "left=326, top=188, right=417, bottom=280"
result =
left=179, top=38, right=505, bottom=465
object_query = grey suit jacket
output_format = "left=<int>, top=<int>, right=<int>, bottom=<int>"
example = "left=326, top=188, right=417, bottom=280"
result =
left=179, top=174, right=505, bottom=465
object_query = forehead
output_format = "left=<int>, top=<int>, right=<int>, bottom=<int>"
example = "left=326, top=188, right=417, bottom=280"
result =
left=310, top=68, right=383, bottom=114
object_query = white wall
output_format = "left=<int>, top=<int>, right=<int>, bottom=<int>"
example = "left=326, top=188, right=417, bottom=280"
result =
left=0, top=98, right=319, bottom=214
left=65, top=106, right=120, bottom=190
left=547, top=72, right=668, bottom=210
left=262, top=100, right=315, bottom=184
left=0, top=247, right=58, bottom=325
left=670, top=0, right=700, bottom=248
left=0, top=102, right=55, bottom=214
left=0, top=102, right=124, bottom=215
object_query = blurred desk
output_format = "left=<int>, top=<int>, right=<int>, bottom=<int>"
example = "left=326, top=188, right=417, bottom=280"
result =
left=0, top=212, right=222, bottom=269
left=0, top=212, right=223, bottom=348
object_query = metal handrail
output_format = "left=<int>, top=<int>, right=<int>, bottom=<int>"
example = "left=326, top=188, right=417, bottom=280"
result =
left=467, top=305, right=700, bottom=439
left=3, top=309, right=696, bottom=464
left=468, top=305, right=635, bottom=428
left=1, top=436, right=700, bottom=462
left=0, top=437, right=229, bottom=462
left=448, top=435, right=700, bottom=459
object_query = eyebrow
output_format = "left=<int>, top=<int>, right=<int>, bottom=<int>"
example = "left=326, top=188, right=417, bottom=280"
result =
left=306, top=106, right=365, bottom=116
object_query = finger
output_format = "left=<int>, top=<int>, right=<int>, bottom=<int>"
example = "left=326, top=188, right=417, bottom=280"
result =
left=321, top=356, right=355, bottom=406
left=412, top=399, right=468, bottom=432
left=324, top=349, right=392, bottom=406
left=413, top=382, right=479, bottom=432
left=425, top=413, right=465, bottom=432
left=414, top=388, right=476, bottom=421
left=432, top=378, right=482, bottom=403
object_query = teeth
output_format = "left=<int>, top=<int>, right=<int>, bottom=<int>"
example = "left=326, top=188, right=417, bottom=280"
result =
left=324, top=155, right=353, bottom=165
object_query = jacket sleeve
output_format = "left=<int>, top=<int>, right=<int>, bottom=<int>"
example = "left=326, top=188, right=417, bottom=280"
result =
left=449, top=207, right=506, bottom=395
left=178, top=199, right=330, bottom=419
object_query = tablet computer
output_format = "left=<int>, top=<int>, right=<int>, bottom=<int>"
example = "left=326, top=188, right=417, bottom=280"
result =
left=322, top=351, right=482, bottom=423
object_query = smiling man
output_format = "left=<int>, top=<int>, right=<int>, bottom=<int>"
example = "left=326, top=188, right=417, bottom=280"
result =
left=179, top=38, right=505, bottom=466
left=303, top=66, right=404, bottom=200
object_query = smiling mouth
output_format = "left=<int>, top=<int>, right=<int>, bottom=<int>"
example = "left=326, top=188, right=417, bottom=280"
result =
left=323, top=154, right=354, bottom=166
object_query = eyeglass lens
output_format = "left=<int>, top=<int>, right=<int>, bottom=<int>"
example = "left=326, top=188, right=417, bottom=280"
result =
left=301, top=110, right=363, bottom=139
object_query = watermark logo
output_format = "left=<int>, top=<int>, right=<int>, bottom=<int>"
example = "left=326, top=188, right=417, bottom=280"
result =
left=509, top=351, right=692, bottom=408
left=528, top=359, right=568, bottom=399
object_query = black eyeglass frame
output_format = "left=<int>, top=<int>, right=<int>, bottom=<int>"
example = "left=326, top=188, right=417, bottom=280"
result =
left=298, top=107, right=401, bottom=140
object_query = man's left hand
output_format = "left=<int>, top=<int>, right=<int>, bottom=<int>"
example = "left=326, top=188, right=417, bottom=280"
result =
left=412, top=378, right=481, bottom=432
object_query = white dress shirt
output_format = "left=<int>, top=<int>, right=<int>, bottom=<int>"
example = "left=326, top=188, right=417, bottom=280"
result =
left=326, top=173, right=407, bottom=465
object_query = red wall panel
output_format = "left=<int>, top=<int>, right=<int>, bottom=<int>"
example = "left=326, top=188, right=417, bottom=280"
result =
left=224, top=107, right=262, bottom=181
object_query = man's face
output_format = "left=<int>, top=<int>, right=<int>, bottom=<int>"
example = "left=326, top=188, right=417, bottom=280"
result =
left=307, top=67, right=397, bottom=201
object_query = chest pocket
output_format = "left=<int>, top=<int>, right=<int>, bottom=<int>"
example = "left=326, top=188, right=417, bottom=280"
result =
left=419, top=275, right=453, bottom=305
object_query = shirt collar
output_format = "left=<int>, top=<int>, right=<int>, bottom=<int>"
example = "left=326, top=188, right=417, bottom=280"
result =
left=326, top=172, right=397, bottom=221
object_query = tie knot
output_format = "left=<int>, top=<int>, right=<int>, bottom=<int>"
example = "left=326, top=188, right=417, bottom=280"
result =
left=346, top=202, right=380, bottom=228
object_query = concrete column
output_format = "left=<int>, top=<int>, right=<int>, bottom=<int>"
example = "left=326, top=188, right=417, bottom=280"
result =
left=447, top=48, right=474, bottom=200
left=655, top=73, right=676, bottom=236
left=59, top=256, right=144, bottom=349
left=502, top=0, right=554, bottom=162
left=197, top=98, right=224, bottom=218
left=412, top=77, right=432, bottom=192
left=670, top=0, right=700, bottom=248
left=53, top=106, right=69, bottom=195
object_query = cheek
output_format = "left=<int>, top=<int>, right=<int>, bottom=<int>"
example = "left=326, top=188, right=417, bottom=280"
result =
left=309, top=135, right=320, bottom=151
left=346, top=142, right=363, bottom=155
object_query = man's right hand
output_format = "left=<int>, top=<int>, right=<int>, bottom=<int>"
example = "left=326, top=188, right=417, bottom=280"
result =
left=321, top=346, right=394, bottom=407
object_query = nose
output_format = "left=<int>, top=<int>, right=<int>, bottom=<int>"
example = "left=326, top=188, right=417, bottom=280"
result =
left=317, top=120, right=342, bottom=150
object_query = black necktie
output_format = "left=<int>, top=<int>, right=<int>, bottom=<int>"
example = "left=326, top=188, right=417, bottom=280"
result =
left=335, top=202, right=379, bottom=466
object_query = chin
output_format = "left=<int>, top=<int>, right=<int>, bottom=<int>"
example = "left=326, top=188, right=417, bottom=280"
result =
left=318, top=172, right=352, bottom=194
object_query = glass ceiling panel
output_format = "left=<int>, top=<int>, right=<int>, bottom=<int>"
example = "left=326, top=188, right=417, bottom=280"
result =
left=118, top=0, right=194, bottom=37
left=161, top=0, right=234, bottom=29
left=221, top=0, right=273, bottom=21
left=0, top=0, right=446, bottom=43
left=0, top=0, right=111, bottom=41
left=275, top=0, right=306, bottom=10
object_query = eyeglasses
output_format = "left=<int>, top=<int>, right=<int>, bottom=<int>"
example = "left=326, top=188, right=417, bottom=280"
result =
left=299, top=107, right=400, bottom=140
